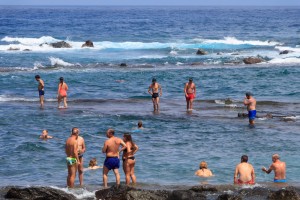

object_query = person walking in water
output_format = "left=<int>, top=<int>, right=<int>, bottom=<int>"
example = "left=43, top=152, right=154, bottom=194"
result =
left=120, top=133, right=139, bottom=185
left=243, top=92, right=256, bottom=125
left=57, top=77, right=68, bottom=108
left=234, top=155, right=255, bottom=185
left=148, top=78, right=162, bottom=112
left=184, top=78, right=196, bottom=111
left=102, top=129, right=126, bottom=187
left=65, top=127, right=80, bottom=188
left=262, top=154, right=286, bottom=183
left=35, top=75, right=45, bottom=108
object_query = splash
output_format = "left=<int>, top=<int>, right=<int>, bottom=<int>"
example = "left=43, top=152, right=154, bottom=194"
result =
left=49, top=57, right=74, bottom=67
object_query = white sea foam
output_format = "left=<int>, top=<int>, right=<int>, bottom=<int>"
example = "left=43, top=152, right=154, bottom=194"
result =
left=49, top=57, right=74, bottom=67
left=170, top=50, right=178, bottom=55
left=50, top=186, right=95, bottom=199
left=215, top=100, right=225, bottom=105
left=194, top=37, right=282, bottom=46
left=1, top=36, right=58, bottom=45
left=267, top=57, right=300, bottom=64
left=275, top=46, right=300, bottom=53
left=0, top=95, right=36, bottom=102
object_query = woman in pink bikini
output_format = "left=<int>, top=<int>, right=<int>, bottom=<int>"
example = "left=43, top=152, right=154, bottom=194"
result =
left=57, top=77, right=68, bottom=108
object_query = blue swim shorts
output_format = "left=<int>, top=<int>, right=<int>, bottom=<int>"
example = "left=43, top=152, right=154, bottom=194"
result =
left=104, top=157, right=120, bottom=170
left=248, top=110, right=256, bottom=120
left=274, top=179, right=286, bottom=183
left=39, top=90, right=45, bottom=96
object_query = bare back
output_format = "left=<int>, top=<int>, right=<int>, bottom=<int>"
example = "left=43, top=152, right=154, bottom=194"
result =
left=185, top=82, right=195, bottom=94
left=65, top=137, right=78, bottom=158
left=235, top=163, right=255, bottom=182
left=38, top=79, right=44, bottom=90
left=149, top=83, right=160, bottom=93
left=272, top=161, right=286, bottom=180
left=77, top=136, right=85, bottom=155
left=103, top=137, right=123, bottom=157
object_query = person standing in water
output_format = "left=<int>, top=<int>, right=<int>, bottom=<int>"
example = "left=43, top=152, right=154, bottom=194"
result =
left=120, top=133, right=139, bottom=185
left=148, top=78, right=162, bottom=112
left=234, top=155, right=255, bottom=185
left=57, top=77, right=68, bottom=108
left=35, top=75, right=45, bottom=108
left=262, top=154, right=286, bottom=183
left=77, top=134, right=86, bottom=186
left=184, top=78, right=196, bottom=110
left=243, top=92, right=256, bottom=125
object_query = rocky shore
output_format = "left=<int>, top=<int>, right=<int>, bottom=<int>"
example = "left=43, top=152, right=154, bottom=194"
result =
left=2, top=184, right=300, bottom=200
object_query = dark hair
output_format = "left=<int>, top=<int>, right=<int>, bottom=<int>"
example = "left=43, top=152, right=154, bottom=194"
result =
left=245, top=92, right=253, bottom=97
left=35, top=75, right=40, bottom=79
left=59, top=77, right=64, bottom=81
left=107, top=129, right=115, bottom=135
left=152, top=78, right=156, bottom=82
left=138, top=121, right=143, bottom=128
left=241, top=155, right=248, bottom=162
left=189, top=77, right=193, bottom=81
left=123, top=133, right=136, bottom=150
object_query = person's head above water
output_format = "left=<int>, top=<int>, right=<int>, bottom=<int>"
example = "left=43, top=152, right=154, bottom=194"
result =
left=241, top=155, right=248, bottom=163
left=199, top=161, right=208, bottom=169
left=245, top=92, right=253, bottom=97
left=152, top=78, right=156, bottom=83
left=138, top=121, right=143, bottom=128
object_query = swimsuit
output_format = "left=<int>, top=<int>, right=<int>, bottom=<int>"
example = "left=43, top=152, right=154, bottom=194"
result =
left=152, top=93, right=159, bottom=98
left=104, top=157, right=120, bottom=170
left=78, top=154, right=83, bottom=158
left=274, top=179, right=286, bottom=183
left=248, top=110, right=256, bottom=120
left=39, top=90, right=44, bottom=96
left=237, top=179, right=254, bottom=185
left=123, top=156, right=135, bottom=162
left=186, top=93, right=195, bottom=100
left=59, top=84, right=67, bottom=97
left=66, top=157, right=77, bottom=165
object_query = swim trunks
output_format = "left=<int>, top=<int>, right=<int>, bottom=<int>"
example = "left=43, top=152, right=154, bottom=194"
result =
left=274, top=179, right=286, bottom=183
left=78, top=154, right=83, bottom=158
left=66, top=157, right=77, bottom=165
left=104, top=157, right=120, bottom=170
left=186, top=93, right=195, bottom=100
left=39, top=90, right=44, bottom=96
left=238, top=179, right=254, bottom=185
left=152, top=93, right=159, bottom=98
left=248, top=110, right=256, bottom=120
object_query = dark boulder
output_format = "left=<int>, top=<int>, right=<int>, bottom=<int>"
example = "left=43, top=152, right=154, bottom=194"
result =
left=217, top=193, right=242, bottom=200
left=168, top=190, right=206, bottom=200
left=81, top=40, right=94, bottom=47
left=23, top=49, right=31, bottom=51
left=120, top=63, right=127, bottom=67
left=196, top=49, right=208, bottom=55
left=7, top=47, right=20, bottom=51
left=268, top=187, right=300, bottom=200
left=50, top=41, right=72, bottom=48
left=5, top=186, right=76, bottom=200
left=279, top=50, right=292, bottom=55
left=243, top=57, right=264, bottom=64
left=238, top=113, right=248, bottom=118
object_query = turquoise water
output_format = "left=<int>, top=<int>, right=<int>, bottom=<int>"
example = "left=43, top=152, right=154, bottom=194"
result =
left=0, top=6, right=299, bottom=195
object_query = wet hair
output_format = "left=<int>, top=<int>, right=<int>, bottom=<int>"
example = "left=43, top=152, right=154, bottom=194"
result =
left=152, top=78, right=156, bottom=82
left=107, top=129, right=115, bottom=135
left=199, top=161, right=208, bottom=169
left=138, top=121, right=143, bottom=128
left=59, top=77, right=64, bottom=81
left=89, top=158, right=97, bottom=167
left=35, top=75, right=40, bottom=79
left=123, top=133, right=136, bottom=150
left=245, top=92, right=253, bottom=97
left=241, top=155, right=248, bottom=163
left=43, top=129, right=48, bottom=134
left=189, top=77, right=193, bottom=82
left=72, top=127, right=79, bottom=135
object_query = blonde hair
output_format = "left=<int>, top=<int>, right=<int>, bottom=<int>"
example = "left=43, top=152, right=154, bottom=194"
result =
left=89, top=158, right=97, bottom=167
left=199, top=161, right=208, bottom=169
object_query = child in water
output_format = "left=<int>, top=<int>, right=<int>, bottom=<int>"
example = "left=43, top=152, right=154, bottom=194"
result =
left=195, top=161, right=214, bottom=177
left=86, top=158, right=103, bottom=170
left=39, top=130, right=53, bottom=139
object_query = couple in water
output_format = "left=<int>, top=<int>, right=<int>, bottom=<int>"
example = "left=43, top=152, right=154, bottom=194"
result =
left=35, top=75, right=68, bottom=108
left=148, top=77, right=196, bottom=112
left=102, top=129, right=139, bottom=187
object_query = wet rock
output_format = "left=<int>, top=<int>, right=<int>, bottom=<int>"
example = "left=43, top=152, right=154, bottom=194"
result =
left=7, top=47, right=20, bottom=51
left=95, top=185, right=136, bottom=200
left=217, top=193, right=242, bottom=200
left=81, top=40, right=94, bottom=47
left=50, top=41, right=72, bottom=48
left=190, top=185, right=219, bottom=192
left=191, top=62, right=204, bottom=66
left=169, top=190, right=206, bottom=200
left=231, top=53, right=239, bottom=55
left=5, top=186, right=76, bottom=200
left=120, top=63, right=127, bottom=67
left=217, top=52, right=223, bottom=55
left=238, top=113, right=248, bottom=118
left=279, top=50, right=292, bottom=55
left=196, top=49, right=208, bottom=55
left=129, top=190, right=170, bottom=200
left=23, top=49, right=31, bottom=51
left=243, top=57, right=264, bottom=64
left=268, top=187, right=300, bottom=200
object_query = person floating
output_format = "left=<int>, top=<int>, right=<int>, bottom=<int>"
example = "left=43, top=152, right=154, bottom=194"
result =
left=86, top=158, right=103, bottom=170
left=195, top=161, right=213, bottom=177
left=148, top=78, right=162, bottom=112
left=120, top=133, right=139, bottom=185
left=65, top=127, right=80, bottom=188
left=234, top=155, right=255, bottom=185
left=35, top=75, right=45, bottom=108
left=57, top=77, right=68, bottom=108
left=39, top=129, right=52, bottom=139
left=184, top=78, right=196, bottom=111
left=243, top=92, right=256, bottom=125
left=102, top=129, right=126, bottom=187
left=262, top=154, right=286, bottom=183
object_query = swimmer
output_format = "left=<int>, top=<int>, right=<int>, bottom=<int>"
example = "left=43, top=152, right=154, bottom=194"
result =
left=195, top=161, right=213, bottom=177
left=35, top=75, right=45, bottom=108
left=39, top=129, right=53, bottom=139
left=57, top=77, right=68, bottom=108
left=86, top=158, right=103, bottom=170
left=148, top=78, right=162, bottom=111
left=184, top=78, right=196, bottom=110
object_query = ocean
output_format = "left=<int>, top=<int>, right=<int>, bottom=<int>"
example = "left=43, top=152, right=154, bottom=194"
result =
left=0, top=5, right=299, bottom=199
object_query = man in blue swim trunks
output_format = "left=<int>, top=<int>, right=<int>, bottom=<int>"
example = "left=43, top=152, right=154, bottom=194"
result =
left=102, top=129, right=126, bottom=187
left=262, top=154, right=286, bottom=183
left=243, top=92, right=256, bottom=125
left=35, top=75, right=44, bottom=108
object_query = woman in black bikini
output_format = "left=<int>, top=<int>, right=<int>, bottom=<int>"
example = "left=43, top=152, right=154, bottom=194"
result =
left=120, top=133, right=139, bottom=185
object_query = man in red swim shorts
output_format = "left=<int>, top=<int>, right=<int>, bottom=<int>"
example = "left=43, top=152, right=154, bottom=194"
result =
left=184, top=78, right=196, bottom=111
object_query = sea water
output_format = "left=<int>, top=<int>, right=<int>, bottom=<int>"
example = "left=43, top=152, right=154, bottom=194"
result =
left=0, top=6, right=299, bottom=196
